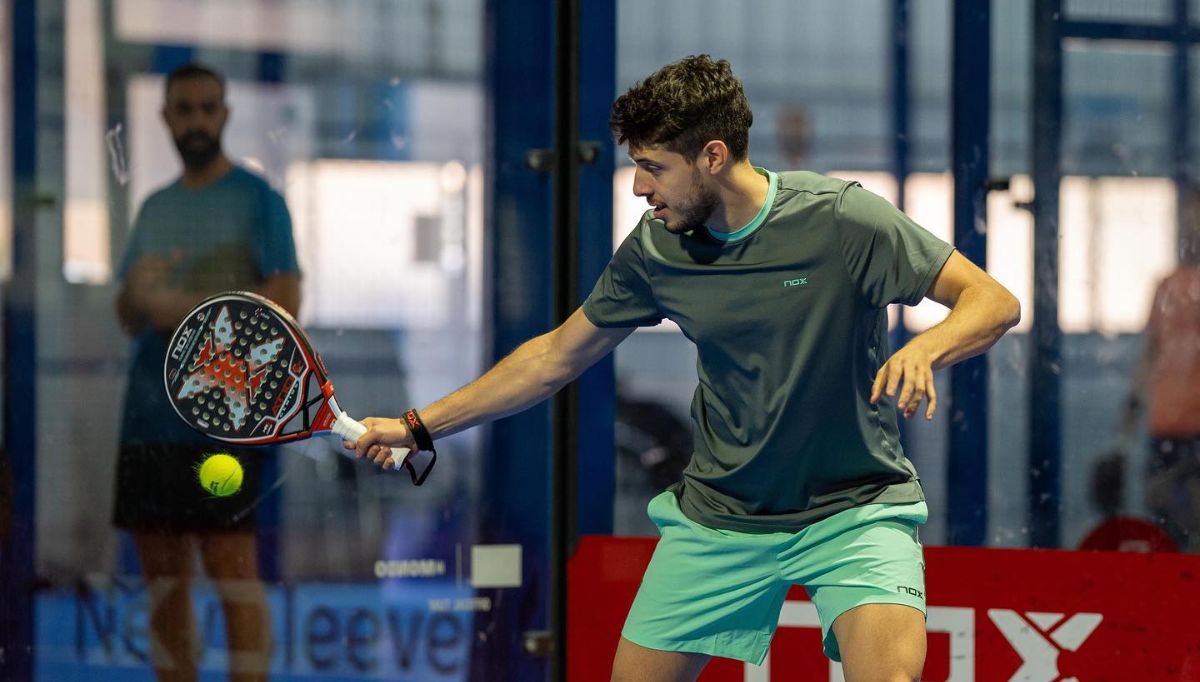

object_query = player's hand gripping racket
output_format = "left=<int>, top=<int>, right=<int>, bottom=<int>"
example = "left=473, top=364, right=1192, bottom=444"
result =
left=163, top=291, right=435, bottom=485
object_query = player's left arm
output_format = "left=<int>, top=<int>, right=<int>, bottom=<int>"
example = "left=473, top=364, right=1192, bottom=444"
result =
left=870, top=250, right=1021, bottom=420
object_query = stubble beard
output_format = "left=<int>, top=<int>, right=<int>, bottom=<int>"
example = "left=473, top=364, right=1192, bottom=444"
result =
left=666, top=181, right=719, bottom=234
left=175, top=131, right=223, bottom=170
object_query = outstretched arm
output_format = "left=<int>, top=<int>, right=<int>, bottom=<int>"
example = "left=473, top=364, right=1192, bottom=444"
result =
left=350, top=308, right=635, bottom=466
left=870, top=250, right=1021, bottom=420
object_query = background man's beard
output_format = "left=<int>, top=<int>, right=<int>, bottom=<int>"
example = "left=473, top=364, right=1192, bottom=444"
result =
left=175, top=132, right=222, bottom=169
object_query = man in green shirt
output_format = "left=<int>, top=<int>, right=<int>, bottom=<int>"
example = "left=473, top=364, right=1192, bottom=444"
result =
left=348, top=55, right=1019, bottom=681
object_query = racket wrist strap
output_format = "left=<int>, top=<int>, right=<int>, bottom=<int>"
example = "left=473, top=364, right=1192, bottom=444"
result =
left=404, top=409, right=435, bottom=452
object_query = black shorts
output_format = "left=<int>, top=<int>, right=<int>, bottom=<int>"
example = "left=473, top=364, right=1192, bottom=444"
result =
left=112, top=443, right=267, bottom=532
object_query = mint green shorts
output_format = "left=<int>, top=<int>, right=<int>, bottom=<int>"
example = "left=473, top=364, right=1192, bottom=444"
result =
left=622, top=491, right=927, bottom=664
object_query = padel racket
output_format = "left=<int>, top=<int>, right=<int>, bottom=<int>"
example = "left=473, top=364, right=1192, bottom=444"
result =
left=163, top=291, right=435, bottom=485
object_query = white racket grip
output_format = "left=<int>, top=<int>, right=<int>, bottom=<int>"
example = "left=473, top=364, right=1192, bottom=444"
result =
left=332, top=411, right=410, bottom=468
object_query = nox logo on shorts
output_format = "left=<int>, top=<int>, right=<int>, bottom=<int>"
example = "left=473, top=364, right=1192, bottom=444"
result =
left=783, top=277, right=808, bottom=287
left=988, top=609, right=1103, bottom=682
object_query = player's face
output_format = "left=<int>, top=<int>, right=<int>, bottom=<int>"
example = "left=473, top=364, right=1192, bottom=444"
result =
left=162, top=76, right=228, bottom=169
left=630, top=146, right=718, bottom=234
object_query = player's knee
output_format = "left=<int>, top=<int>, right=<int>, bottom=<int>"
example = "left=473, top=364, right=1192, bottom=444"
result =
left=208, top=576, right=267, bottom=608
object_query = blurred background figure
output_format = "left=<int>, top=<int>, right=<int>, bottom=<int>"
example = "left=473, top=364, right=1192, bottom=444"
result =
left=113, top=63, right=300, bottom=681
left=1118, top=184, right=1200, bottom=553
left=613, top=391, right=691, bottom=536
left=1078, top=448, right=1177, bottom=552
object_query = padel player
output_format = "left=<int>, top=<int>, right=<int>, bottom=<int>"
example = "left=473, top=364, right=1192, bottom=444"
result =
left=349, top=55, right=1019, bottom=682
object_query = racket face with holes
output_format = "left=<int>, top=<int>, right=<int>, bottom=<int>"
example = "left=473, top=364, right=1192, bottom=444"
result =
left=164, top=292, right=327, bottom=445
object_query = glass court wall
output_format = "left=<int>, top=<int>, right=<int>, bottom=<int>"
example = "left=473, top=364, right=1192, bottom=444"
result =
left=6, top=1, right=1200, bottom=680
left=8, top=1, right=526, bottom=680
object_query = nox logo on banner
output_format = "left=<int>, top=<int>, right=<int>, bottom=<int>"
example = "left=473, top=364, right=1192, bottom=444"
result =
left=568, top=538, right=1200, bottom=682
left=988, top=610, right=1104, bottom=682
left=746, top=605, right=1102, bottom=682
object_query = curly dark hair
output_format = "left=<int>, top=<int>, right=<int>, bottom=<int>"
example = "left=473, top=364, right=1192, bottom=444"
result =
left=610, top=55, right=753, bottom=162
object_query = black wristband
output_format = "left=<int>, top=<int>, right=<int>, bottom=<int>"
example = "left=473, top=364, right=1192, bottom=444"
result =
left=403, top=409, right=435, bottom=452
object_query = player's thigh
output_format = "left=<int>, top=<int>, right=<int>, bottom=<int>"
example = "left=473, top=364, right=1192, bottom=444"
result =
left=611, top=637, right=709, bottom=682
left=831, top=603, right=925, bottom=682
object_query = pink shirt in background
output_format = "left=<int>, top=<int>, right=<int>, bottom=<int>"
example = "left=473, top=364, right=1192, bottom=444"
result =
left=1147, top=266, right=1200, bottom=437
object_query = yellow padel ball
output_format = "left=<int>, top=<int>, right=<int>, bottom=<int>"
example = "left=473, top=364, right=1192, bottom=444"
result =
left=198, top=453, right=244, bottom=497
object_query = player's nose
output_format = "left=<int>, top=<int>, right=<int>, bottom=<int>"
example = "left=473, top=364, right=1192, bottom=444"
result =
left=631, top=168, right=653, bottom=197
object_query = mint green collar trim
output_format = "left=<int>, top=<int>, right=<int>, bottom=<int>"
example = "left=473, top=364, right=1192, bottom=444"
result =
left=707, top=168, right=777, bottom=242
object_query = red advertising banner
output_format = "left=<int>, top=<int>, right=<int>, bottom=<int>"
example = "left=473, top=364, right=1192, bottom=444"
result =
left=568, top=536, right=1200, bottom=681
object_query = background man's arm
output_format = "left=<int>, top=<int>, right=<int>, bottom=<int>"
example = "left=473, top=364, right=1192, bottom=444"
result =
left=115, top=254, right=171, bottom=334
left=255, top=273, right=301, bottom=317
left=352, top=308, right=634, bottom=462
left=115, top=281, right=145, bottom=333
left=116, top=270, right=301, bottom=335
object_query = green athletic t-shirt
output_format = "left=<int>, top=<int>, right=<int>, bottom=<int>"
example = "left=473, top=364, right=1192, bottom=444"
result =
left=583, top=169, right=955, bottom=533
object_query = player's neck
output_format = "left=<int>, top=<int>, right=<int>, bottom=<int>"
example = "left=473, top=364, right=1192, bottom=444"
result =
left=180, top=155, right=233, bottom=189
left=706, top=161, right=770, bottom=234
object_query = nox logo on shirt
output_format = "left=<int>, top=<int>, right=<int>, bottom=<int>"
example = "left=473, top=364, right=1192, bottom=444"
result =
left=783, top=277, right=808, bottom=287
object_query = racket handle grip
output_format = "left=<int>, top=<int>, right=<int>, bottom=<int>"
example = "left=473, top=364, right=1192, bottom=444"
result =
left=332, top=411, right=411, bottom=468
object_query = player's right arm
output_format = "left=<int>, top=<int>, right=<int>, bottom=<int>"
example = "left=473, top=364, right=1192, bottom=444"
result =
left=349, top=307, right=634, bottom=465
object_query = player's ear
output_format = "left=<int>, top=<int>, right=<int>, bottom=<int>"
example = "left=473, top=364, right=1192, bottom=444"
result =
left=699, top=140, right=730, bottom=175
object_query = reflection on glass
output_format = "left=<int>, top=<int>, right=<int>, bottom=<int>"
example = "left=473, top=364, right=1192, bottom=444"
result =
left=1059, top=176, right=1176, bottom=333
left=64, top=0, right=111, bottom=284
left=1064, top=0, right=1173, bottom=24
left=1063, top=44, right=1171, bottom=178
left=0, top=0, right=10, bottom=281
left=36, top=1, right=493, bottom=679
